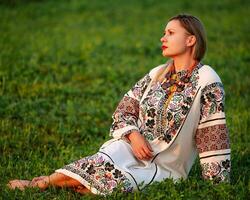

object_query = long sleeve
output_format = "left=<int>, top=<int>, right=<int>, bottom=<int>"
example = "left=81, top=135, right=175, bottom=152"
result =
left=195, top=82, right=231, bottom=184
left=109, top=73, right=152, bottom=139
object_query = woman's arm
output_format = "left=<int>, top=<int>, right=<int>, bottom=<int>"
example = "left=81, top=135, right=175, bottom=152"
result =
left=109, top=73, right=154, bottom=160
left=109, top=73, right=151, bottom=139
left=195, top=82, right=231, bottom=184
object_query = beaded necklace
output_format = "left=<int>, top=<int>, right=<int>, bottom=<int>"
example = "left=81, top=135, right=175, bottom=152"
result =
left=161, top=70, right=191, bottom=93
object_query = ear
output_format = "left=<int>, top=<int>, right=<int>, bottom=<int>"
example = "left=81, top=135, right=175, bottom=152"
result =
left=186, top=35, right=196, bottom=47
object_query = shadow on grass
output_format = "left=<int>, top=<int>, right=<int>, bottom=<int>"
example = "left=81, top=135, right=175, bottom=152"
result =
left=0, top=0, right=47, bottom=6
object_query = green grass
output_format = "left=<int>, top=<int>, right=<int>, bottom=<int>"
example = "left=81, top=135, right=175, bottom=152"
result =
left=0, top=0, right=249, bottom=199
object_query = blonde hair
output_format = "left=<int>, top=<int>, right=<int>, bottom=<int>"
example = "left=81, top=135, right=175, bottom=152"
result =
left=169, top=14, right=207, bottom=61
left=153, top=14, right=207, bottom=84
left=152, top=59, right=174, bottom=84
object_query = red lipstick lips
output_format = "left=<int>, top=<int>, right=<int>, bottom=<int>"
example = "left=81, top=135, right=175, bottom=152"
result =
left=161, top=45, right=168, bottom=50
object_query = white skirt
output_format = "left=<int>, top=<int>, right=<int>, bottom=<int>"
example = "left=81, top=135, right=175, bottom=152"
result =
left=55, top=139, right=171, bottom=195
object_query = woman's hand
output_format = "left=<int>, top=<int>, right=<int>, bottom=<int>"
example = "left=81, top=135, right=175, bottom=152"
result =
left=125, top=131, right=154, bottom=160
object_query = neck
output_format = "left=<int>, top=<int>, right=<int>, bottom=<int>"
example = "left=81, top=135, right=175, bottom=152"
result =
left=172, top=54, right=198, bottom=73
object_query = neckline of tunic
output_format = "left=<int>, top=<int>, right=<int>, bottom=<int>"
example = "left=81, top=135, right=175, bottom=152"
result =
left=159, top=62, right=203, bottom=92
left=165, top=62, right=203, bottom=80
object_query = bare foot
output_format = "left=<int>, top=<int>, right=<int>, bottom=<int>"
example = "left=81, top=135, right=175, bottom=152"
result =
left=31, top=176, right=48, bottom=184
left=30, top=176, right=49, bottom=190
left=7, top=180, right=32, bottom=190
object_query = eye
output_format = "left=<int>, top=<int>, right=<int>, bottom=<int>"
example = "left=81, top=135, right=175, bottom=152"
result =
left=168, top=30, right=173, bottom=35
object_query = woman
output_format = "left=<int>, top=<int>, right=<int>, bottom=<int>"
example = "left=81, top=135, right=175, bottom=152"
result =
left=8, top=14, right=231, bottom=195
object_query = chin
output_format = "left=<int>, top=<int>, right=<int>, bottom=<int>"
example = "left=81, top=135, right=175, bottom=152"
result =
left=162, top=50, right=170, bottom=57
left=162, top=52, right=170, bottom=58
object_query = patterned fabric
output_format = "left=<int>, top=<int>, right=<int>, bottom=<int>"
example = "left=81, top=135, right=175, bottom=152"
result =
left=56, top=63, right=232, bottom=195
left=110, top=73, right=151, bottom=139
left=200, top=154, right=231, bottom=184
left=61, top=153, right=133, bottom=195
left=139, top=82, right=165, bottom=141
left=200, top=82, right=225, bottom=122
left=157, top=67, right=200, bottom=143
left=130, top=73, right=152, bottom=101
left=110, top=96, right=139, bottom=131
left=195, top=124, right=230, bottom=153
left=141, top=63, right=202, bottom=142
left=196, top=82, right=231, bottom=183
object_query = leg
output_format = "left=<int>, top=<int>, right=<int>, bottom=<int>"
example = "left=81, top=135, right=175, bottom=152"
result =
left=45, top=173, right=92, bottom=194
left=35, top=172, right=81, bottom=189
left=8, top=172, right=91, bottom=194
left=73, top=185, right=93, bottom=195
left=7, top=180, right=32, bottom=191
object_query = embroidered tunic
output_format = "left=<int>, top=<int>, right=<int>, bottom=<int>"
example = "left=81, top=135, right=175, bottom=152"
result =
left=55, top=63, right=231, bottom=195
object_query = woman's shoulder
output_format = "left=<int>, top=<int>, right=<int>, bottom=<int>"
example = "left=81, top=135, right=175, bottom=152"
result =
left=198, top=64, right=223, bottom=86
left=148, top=63, right=167, bottom=77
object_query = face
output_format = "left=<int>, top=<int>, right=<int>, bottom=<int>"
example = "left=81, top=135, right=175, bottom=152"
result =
left=160, top=20, right=193, bottom=58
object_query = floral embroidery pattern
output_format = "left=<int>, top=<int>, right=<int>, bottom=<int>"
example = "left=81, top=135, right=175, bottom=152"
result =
left=110, top=73, right=151, bottom=137
left=161, top=69, right=192, bottom=95
left=200, top=82, right=225, bottom=121
left=201, top=158, right=230, bottom=184
left=156, top=63, right=202, bottom=143
left=139, top=63, right=203, bottom=142
left=63, top=153, right=133, bottom=194
left=110, top=96, right=139, bottom=132
left=139, top=82, right=165, bottom=140
left=110, top=63, right=203, bottom=143
left=131, top=73, right=152, bottom=101
left=195, top=124, right=230, bottom=153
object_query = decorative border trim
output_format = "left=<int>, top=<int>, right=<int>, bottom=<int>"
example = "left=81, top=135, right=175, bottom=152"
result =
left=146, top=163, right=158, bottom=186
left=200, top=152, right=231, bottom=160
left=199, top=148, right=231, bottom=158
left=199, top=117, right=226, bottom=125
left=167, top=86, right=201, bottom=148
left=98, top=151, right=140, bottom=190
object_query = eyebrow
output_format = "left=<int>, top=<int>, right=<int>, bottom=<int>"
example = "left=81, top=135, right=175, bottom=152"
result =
left=164, top=28, right=175, bottom=33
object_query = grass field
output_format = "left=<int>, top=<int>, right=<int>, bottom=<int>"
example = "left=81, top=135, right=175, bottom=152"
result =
left=0, top=0, right=249, bottom=199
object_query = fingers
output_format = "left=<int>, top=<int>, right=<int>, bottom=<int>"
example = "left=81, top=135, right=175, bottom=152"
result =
left=146, top=140, right=153, bottom=152
left=132, top=149, right=145, bottom=160
left=133, top=146, right=153, bottom=160
left=139, top=148, right=149, bottom=160
left=132, top=149, right=141, bottom=160
left=129, top=134, right=154, bottom=160
left=142, top=146, right=153, bottom=160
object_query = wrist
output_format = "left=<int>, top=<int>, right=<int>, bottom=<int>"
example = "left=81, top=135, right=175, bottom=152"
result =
left=126, top=130, right=139, bottom=142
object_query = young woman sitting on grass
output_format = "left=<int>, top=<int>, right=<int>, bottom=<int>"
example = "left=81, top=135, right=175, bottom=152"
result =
left=8, top=14, right=231, bottom=196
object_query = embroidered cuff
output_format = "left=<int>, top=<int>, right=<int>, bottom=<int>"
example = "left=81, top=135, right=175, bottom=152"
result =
left=110, top=125, right=140, bottom=140
left=199, top=149, right=231, bottom=184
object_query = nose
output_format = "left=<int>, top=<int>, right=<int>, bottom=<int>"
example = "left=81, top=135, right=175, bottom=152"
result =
left=160, top=35, right=167, bottom=43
